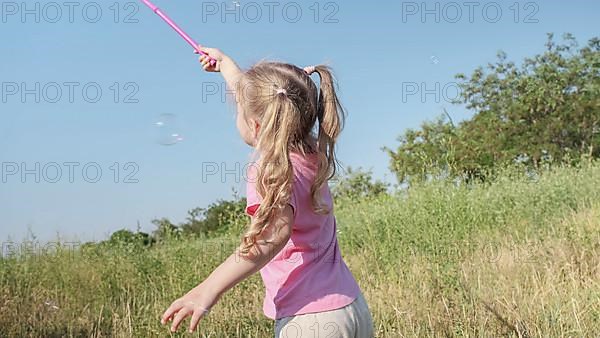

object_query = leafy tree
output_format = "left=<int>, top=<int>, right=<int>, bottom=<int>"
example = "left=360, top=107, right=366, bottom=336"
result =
left=180, top=198, right=247, bottom=237
left=332, top=167, right=389, bottom=200
left=385, top=112, right=460, bottom=185
left=108, top=229, right=154, bottom=247
left=81, top=228, right=155, bottom=254
left=387, top=34, right=600, bottom=185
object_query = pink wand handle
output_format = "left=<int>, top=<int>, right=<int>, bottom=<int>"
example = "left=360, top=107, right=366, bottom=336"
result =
left=141, top=0, right=217, bottom=66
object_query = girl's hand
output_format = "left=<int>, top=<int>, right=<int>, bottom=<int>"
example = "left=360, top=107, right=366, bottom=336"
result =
left=195, top=46, right=228, bottom=72
left=161, top=283, right=219, bottom=333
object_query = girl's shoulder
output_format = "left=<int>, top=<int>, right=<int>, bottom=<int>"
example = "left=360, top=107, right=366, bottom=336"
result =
left=289, top=151, right=319, bottom=172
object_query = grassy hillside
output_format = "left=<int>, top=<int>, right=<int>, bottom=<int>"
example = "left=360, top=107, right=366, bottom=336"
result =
left=1, top=161, right=599, bottom=337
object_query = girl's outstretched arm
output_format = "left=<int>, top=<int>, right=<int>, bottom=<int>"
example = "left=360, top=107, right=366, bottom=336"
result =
left=161, top=205, right=293, bottom=333
left=196, top=47, right=243, bottom=95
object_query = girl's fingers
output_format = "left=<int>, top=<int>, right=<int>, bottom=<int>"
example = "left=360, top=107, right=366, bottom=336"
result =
left=200, top=56, right=212, bottom=66
left=170, top=308, right=190, bottom=332
left=161, top=301, right=183, bottom=325
left=197, top=50, right=218, bottom=72
left=188, top=309, right=205, bottom=333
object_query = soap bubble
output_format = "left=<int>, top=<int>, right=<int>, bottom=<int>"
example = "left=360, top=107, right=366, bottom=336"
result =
left=154, top=114, right=184, bottom=146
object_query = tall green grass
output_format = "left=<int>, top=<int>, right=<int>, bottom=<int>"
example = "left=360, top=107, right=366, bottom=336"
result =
left=1, top=161, right=599, bottom=337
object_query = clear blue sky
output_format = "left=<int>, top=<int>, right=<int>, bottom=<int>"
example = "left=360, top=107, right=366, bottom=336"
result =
left=1, top=0, right=598, bottom=243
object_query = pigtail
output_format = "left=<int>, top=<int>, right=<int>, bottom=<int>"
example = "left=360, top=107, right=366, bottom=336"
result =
left=311, top=65, right=346, bottom=214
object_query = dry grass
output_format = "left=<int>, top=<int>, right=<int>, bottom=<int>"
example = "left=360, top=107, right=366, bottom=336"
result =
left=350, top=205, right=600, bottom=337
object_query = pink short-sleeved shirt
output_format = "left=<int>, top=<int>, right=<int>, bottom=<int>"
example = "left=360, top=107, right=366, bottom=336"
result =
left=245, top=151, right=361, bottom=320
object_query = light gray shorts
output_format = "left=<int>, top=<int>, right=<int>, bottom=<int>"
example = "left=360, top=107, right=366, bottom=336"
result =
left=274, top=292, right=374, bottom=338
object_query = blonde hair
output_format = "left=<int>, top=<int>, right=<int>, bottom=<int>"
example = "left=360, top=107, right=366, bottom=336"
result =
left=236, top=62, right=345, bottom=256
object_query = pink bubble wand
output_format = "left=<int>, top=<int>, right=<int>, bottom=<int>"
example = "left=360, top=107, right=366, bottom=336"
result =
left=141, top=0, right=216, bottom=66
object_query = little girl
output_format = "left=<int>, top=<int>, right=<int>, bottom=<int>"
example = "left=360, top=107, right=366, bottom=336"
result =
left=161, top=47, right=374, bottom=337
